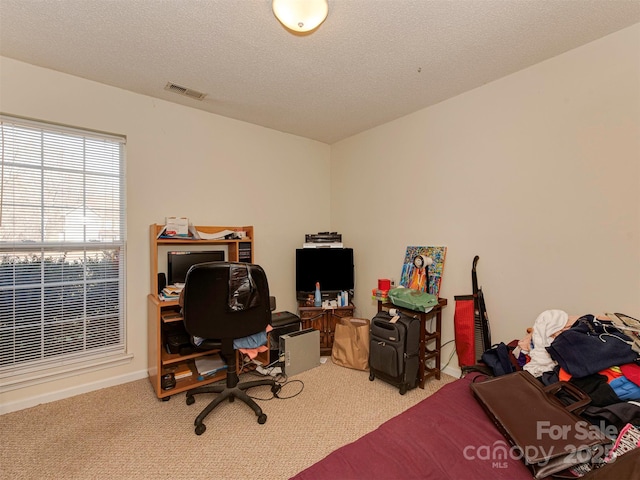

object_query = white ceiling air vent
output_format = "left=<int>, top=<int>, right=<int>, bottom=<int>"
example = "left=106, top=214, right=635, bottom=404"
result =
left=164, top=82, right=207, bottom=100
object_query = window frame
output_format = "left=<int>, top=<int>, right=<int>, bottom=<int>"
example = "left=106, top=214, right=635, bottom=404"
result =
left=0, top=114, right=129, bottom=391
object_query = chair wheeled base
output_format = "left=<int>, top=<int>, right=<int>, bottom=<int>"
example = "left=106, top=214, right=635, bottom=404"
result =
left=186, top=367, right=281, bottom=435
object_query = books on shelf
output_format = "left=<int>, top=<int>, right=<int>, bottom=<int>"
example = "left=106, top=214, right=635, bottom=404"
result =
left=159, top=293, right=178, bottom=301
left=159, top=283, right=184, bottom=301
left=163, top=284, right=184, bottom=295
left=161, top=311, right=183, bottom=322
left=165, top=363, right=192, bottom=380
left=159, top=292, right=179, bottom=301
left=156, top=222, right=251, bottom=242
left=194, top=354, right=227, bottom=379
left=173, top=363, right=193, bottom=380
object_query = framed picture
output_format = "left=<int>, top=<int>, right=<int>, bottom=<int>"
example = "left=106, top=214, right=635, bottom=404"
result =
left=399, top=246, right=447, bottom=298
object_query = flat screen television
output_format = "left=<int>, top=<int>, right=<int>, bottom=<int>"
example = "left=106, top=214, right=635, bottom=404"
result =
left=167, top=250, right=225, bottom=285
left=296, top=248, right=354, bottom=295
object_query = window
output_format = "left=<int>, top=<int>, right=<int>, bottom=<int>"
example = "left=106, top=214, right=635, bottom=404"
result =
left=0, top=115, right=126, bottom=385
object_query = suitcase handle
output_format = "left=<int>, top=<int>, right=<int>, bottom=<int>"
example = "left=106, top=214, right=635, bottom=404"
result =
left=543, top=381, right=591, bottom=413
left=373, top=321, right=396, bottom=332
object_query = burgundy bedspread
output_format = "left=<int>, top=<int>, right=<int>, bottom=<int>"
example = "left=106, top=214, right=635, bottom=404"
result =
left=291, top=374, right=533, bottom=480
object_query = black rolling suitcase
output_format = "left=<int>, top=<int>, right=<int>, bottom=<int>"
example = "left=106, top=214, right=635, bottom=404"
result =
left=368, top=310, right=420, bottom=394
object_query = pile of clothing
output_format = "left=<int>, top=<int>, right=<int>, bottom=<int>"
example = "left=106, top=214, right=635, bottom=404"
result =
left=518, top=309, right=640, bottom=431
left=516, top=310, right=640, bottom=477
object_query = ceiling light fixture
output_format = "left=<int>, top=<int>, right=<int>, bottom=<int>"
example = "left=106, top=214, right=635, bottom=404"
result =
left=272, top=0, right=328, bottom=33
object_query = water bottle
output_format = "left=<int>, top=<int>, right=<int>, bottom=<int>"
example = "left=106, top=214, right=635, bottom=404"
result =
left=314, top=282, right=322, bottom=307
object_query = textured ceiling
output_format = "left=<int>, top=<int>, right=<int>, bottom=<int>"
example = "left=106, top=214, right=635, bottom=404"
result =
left=1, top=0, right=639, bottom=144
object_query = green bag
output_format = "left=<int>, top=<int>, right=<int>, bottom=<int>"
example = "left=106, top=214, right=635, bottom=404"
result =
left=388, top=287, right=438, bottom=312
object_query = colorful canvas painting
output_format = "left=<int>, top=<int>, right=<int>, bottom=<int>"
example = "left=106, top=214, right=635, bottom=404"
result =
left=399, top=246, right=447, bottom=298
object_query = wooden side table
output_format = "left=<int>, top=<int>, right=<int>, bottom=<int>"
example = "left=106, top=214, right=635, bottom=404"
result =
left=377, top=297, right=448, bottom=388
left=298, top=302, right=355, bottom=356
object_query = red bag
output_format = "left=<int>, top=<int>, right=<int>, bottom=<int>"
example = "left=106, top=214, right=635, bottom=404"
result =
left=455, top=256, right=492, bottom=368
left=454, top=295, right=476, bottom=367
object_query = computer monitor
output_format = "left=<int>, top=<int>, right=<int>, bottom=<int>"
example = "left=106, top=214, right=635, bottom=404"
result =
left=167, top=250, right=225, bottom=285
left=295, top=248, right=354, bottom=294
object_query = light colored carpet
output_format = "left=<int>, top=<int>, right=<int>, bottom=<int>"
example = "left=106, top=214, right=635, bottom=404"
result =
left=1, top=360, right=455, bottom=480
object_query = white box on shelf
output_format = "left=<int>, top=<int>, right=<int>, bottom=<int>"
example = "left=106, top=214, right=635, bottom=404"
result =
left=165, top=217, right=189, bottom=236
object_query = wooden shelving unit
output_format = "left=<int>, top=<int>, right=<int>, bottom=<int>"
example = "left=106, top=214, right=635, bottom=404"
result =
left=147, top=223, right=267, bottom=399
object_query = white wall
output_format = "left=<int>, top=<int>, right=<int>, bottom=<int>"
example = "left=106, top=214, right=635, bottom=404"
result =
left=0, top=57, right=331, bottom=409
left=331, top=24, right=640, bottom=374
left=1, top=23, right=639, bottom=409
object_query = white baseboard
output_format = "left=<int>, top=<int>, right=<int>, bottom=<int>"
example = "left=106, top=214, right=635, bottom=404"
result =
left=441, top=364, right=462, bottom=379
left=0, top=369, right=148, bottom=415
left=2, top=364, right=463, bottom=415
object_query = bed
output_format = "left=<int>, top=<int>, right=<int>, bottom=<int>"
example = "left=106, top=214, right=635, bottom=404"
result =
left=292, top=371, right=640, bottom=480
left=292, top=372, right=533, bottom=480
left=291, top=311, right=640, bottom=480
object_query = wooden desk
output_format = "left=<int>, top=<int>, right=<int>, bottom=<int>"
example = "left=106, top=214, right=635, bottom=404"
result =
left=377, top=297, right=448, bottom=389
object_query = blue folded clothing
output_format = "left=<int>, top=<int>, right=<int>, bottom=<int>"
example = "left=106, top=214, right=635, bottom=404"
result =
left=610, top=376, right=640, bottom=401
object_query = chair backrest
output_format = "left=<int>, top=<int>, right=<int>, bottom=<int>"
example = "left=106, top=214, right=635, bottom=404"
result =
left=182, top=262, right=271, bottom=340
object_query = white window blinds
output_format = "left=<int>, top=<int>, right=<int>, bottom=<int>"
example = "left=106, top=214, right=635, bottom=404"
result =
left=0, top=115, right=126, bottom=378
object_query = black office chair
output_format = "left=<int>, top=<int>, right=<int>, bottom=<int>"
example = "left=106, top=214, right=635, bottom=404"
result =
left=182, top=261, right=280, bottom=435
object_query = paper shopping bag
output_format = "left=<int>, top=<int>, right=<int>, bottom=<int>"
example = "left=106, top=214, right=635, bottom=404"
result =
left=331, top=317, right=370, bottom=371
